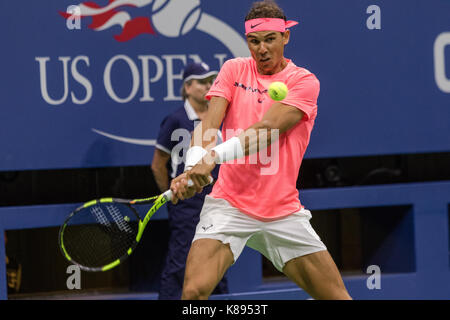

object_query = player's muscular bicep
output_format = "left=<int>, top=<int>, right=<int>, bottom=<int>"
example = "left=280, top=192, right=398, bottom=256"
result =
left=260, top=102, right=304, bottom=133
left=204, top=96, right=228, bottom=129
left=190, top=96, right=227, bottom=149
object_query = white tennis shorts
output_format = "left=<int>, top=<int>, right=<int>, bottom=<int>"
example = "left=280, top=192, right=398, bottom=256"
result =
left=193, top=196, right=327, bottom=272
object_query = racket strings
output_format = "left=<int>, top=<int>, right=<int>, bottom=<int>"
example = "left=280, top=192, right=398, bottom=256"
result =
left=106, top=205, right=134, bottom=234
left=63, top=202, right=141, bottom=268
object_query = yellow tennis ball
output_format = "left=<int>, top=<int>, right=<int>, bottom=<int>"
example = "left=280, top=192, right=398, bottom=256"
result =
left=268, top=82, right=288, bottom=101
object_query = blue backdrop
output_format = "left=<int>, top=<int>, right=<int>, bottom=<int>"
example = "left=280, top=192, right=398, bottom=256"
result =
left=1, top=0, right=449, bottom=171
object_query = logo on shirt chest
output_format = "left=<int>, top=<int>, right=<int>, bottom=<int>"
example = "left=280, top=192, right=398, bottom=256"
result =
left=234, top=82, right=268, bottom=103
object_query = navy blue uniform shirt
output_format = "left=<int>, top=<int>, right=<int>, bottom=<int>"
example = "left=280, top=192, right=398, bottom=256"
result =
left=155, top=100, right=221, bottom=212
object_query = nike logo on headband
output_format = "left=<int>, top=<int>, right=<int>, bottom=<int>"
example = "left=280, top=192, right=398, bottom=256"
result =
left=251, top=22, right=263, bottom=28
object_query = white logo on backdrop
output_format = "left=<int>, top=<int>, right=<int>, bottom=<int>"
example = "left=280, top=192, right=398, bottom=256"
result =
left=434, top=32, right=450, bottom=93
left=90, top=0, right=249, bottom=146
left=51, top=0, right=248, bottom=146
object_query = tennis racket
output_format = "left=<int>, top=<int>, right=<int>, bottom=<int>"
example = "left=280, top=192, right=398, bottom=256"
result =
left=58, top=178, right=210, bottom=272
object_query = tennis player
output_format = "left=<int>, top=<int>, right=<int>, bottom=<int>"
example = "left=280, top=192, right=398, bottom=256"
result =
left=170, top=0, right=352, bottom=300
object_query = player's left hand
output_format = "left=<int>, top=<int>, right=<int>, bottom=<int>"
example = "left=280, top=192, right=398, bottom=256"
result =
left=170, top=172, right=197, bottom=204
left=187, top=151, right=216, bottom=192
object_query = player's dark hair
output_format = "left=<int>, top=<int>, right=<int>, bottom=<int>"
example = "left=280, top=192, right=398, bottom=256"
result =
left=245, top=0, right=286, bottom=21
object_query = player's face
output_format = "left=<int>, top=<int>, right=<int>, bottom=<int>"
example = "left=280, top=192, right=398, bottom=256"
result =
left=185, top=76, right=215, bottom=104
left=246, top=30, right=290, bottom=75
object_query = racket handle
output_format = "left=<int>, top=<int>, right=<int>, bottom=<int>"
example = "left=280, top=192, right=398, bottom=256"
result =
left=163, top=176, right=214, bottom=201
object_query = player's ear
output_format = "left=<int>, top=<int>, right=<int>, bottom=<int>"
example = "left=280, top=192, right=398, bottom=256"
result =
left=282, top=30, right=290, bottom=45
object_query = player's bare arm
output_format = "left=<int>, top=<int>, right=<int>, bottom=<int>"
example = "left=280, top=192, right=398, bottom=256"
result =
left=208, top=102, right=304, bottom=164
left=237, top=102, right=304, bottom=156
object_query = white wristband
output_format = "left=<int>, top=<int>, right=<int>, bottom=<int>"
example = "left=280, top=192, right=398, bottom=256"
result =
left=184, top=146, right=207, bottom=171
left=212, top=136, right=244, bottom=164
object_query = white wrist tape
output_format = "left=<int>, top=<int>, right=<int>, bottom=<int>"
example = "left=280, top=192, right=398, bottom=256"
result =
left=184, top=146, right=207, bottom=171
left=212, top=136, right=244, bottom=164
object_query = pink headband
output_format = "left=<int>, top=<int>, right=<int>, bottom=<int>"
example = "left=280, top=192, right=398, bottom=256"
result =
left=245, top=18, right=299, bottom=35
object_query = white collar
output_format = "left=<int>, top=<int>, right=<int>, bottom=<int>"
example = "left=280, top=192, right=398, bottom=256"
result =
left=184, top=99, right=200, bottom=121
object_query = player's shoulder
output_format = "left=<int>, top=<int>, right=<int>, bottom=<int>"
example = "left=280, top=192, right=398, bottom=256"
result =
left=287, top=62, right=320, bottom=88
left=289, top=62, right=319, bottom=81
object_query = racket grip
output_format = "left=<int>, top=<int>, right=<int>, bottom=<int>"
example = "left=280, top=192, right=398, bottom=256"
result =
left=163, top=176, right=214, bottom=201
